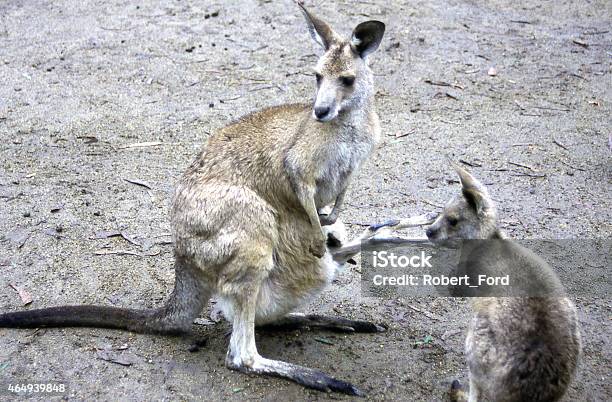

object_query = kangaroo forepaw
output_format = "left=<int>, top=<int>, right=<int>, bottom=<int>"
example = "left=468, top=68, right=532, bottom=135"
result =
left=318, top=213, right=338, bottom=226
left=309, top=238, right=327, bottom=258
left=368, top=219, right=401, bottom=231
left=450, top=379, right=468, bottom=402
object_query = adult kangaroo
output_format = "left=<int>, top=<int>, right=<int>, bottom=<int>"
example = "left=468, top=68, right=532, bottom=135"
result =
left=0, top=2, right=386, bottom=395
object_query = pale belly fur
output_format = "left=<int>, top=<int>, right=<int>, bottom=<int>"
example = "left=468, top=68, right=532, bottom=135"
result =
left=216, top=252, right=342, bottom=324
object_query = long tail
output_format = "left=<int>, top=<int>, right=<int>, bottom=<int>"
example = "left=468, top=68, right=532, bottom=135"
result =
left=0, top=306, right=151, bottom=332
left=0, top=261, right=209, bottom=334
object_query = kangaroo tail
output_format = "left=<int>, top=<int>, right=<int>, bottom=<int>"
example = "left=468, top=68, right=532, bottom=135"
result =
left=0, top=261, right=209, bottom=334
left=0, top=305, right=152, bottom=332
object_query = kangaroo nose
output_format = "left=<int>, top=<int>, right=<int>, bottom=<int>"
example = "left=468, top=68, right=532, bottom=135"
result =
left=314, top=106, right=330, bottom=120
left=425, top=227, right=434, bottom=239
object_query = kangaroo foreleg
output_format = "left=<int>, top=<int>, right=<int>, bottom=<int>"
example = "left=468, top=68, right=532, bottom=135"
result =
left=319, top=187, right=347, bottom=226
left=330, top=212, right=438, bottom=264
left=294, top=184, right=327, bottom=257
left=284, top=162, right=327, bottom=257
left=368, top=211, right=438, bottom=232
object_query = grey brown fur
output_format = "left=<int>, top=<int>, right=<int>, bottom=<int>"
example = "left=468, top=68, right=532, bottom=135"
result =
left=427, top=163, right=581, bottom=402
left=0, top=3, right=386, bottom=396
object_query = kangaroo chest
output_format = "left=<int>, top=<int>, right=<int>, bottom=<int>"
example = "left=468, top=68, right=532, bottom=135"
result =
left=314, top=126, right=376, bottom=207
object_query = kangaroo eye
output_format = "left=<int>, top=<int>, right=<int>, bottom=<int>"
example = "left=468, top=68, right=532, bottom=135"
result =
left=447, top=217, right=459, bottom=227
left=341, top=76, right=355, bottom=86
left=315, top=73, right=322, bottom=84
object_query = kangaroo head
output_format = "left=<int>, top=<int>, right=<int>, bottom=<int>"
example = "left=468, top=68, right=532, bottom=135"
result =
left=426, top=163, right=498, bottom=242
left=297, top=2, right=385, bottom=122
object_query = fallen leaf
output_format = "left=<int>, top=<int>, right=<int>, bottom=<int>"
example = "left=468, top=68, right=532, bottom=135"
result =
left=93, top=231, right=142, bottom=246
left=413, top=334, right=434, bottom=347
left=4, top=229, right=30, bottom=248
left=77, top=135, right=99, bottom=144
left=572, top=38, right=589, bottom=48
left=424, top=79, right=464, bottom=89
left=123, top=178, right=153, bottom=190
left=119, top=232, right=141, bottom=246
left=50, top=204, right=63, bottom=213
left=459, top=159, right=483, bottom=167
left=394, top=131, right=412, bottom=139
left=93, top=249, right=160, bottom=257
left=314, top=337, right=335, bottom=345
left=43, top=227, right=63, bottom=239
left=118, top=141, right=164, bottom=149
left=96, top=349, right=135, bottom=366
left=93, top=230, right=122, bottom=239
left=193, top=318, right=215, bottom=326
left=444, top=92, right=459, bottom=100
left=9, top=283, right=33, bottom=305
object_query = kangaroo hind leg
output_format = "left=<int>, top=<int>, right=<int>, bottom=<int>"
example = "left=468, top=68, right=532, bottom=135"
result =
left=143, top=259, right=211, bottom=334
left=224, top=274, right=364, bottom=396
left=259, top=313, right=386, bottom=333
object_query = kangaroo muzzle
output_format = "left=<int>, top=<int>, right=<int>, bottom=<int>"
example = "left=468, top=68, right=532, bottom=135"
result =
left=313, top=83, right=339, bottom=122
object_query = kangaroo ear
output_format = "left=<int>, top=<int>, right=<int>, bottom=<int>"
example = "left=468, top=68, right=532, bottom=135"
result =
left=350, top=21, right=385, bottom=58
left=462, top=188, right=487, bottom=215
left=297, top=1, right=340, bottom=49
left=451, top=162, right=494, bottom=215
left=452, top=162, right=483, bottom=192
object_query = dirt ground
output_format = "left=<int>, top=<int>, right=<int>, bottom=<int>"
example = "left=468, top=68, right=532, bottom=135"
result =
left=0, top=0, right=610, bottom=401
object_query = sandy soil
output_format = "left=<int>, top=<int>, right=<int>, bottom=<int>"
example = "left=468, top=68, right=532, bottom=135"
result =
left=0, top=0, right=610, bottom=401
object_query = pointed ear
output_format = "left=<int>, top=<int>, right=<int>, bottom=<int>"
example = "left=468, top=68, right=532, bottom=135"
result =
left=350, top=21, right=385, bottom=58
left=451, top=162, right=494, bottom=215
left=297, top=2, right=340, bottom=49
left=461, top=188, right=487, bottom=215
left=451, top=161, right=483, bottom=191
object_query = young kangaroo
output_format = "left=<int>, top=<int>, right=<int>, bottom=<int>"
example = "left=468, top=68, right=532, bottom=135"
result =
left=0, top=3, right=385, bottom=396
left=426, top=163, right=581, bottom=402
